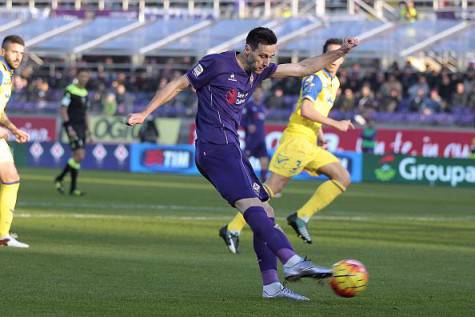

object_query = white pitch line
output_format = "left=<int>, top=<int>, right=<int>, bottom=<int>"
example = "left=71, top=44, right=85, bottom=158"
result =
left=14, top=212, right=475, bottom=223
left=18, top=201, right=225, bottom=212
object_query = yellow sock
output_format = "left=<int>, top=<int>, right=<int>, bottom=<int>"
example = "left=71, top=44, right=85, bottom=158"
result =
left=0, top=182, right=19, bottom=238
left=296, top=180, right=345, bottom=222
left=227, top=212, right=247, bottom=233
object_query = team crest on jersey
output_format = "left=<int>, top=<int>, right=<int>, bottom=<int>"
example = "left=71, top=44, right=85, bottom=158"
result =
left=192, top=63, right=204, bottom=77
left=252, top=182, right=261, bottom=195
left=249, top=74, right=254, bottom=86
left=228, top=73, right=237, bottom=82
left=226, top=88, right=238, bottom=104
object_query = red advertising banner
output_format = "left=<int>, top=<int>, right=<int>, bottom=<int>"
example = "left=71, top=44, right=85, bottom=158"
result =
left=188, top=123, right=475, bottom=158
left=9, top=116, right=57, bottom=142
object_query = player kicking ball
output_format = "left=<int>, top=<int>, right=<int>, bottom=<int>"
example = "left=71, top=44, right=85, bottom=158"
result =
left=220, top=39, right=354, bottom=250
left=127, top=28, right=358, bottom=301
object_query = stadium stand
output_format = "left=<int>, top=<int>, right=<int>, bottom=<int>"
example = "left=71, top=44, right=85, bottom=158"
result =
left=1, top=0, right=474, bottom=126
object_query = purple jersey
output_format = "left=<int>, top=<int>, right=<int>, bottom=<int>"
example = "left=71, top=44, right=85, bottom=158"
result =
left=187, top=51, right=277, bottom=145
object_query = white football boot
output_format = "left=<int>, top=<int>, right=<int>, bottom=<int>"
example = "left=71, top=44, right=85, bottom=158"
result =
left=0, top=235, right=29, bottom=248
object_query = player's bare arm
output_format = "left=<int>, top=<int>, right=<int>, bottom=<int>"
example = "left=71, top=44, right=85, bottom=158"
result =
left=300, top=99, right=354, bottom=132
left=0, top=112, right=29, bottom=143
left=272, top=38, right=359, bottom=79
left=127, top=75, right=190, bottom=126
left=317, top=128, right=328, bottom=148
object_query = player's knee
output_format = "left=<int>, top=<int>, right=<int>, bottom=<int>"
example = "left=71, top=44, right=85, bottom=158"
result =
left=329, top=167, right=350, bottom=189
left=0, top=166, right=20, bottom=183
left=1, top=175, right=20, bottom=183
left=337, top=170, right=351, bottom=188
left=263, top=204, right=274, bottom=218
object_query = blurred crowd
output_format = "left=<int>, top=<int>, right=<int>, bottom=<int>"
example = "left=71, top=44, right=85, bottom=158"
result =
left=9, top=59, right=475, bottom=126
left=270, top=61, right=475, bottom=116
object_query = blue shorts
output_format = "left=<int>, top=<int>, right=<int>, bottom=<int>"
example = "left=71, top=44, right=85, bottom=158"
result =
left=195, top=140, right=269, bottom=206
left=245, top=141, right=268, bottom=159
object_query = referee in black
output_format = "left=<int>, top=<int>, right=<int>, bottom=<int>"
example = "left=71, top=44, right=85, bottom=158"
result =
left=55, top=69, right=91, bottom=196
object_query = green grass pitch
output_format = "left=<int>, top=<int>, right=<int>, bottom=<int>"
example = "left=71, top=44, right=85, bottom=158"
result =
left=1, top=168, right=474, bottom=316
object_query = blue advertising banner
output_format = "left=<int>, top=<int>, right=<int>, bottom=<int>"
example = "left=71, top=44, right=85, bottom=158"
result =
left=130, top=144, right=197, bottom=174
left=130, top=144, right=362, bottom=183
left=27, top=142, right=130, bottom=171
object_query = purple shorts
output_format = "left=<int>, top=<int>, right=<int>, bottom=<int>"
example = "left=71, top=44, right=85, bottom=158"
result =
left=195, top=140, right=269, bottom=206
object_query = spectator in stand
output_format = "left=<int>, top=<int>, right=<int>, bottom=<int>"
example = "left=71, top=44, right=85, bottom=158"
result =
left=371, top=72, right=386, bottom=97
left=102, top=92, right=117, bottom=116
left=380, top=88, right=401, bottom=112
left=380, top=74, right=403, bottom=98
left=408, top=75, right=429, bottom=99
left=438, top=73, right=453, bottom=103
left=115, top=83, right=134, bottom=114
left=410, top=87, right=426, bottom=112
left=28, top=78, right=50, bottom=108
left=356, top=84, right=377, bottom=112
left=421, top=89, right=444, bottom=116
left=451, top=82, right=468, bottom=108
left=335, top=88, right=355, bottom=113
left=265, top=87, right=285, bottom=109
left=399, top=0, right=417, bottom=22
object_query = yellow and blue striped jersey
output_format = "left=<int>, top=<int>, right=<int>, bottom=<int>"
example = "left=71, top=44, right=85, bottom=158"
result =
left=284, top=69, right=339, bottom=143
left=0, top=57, right=14, bottom=115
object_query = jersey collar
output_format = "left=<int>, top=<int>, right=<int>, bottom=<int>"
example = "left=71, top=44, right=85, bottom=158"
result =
left=0, top=56, right=14, bottom=73
left=322, top=68, right=333, bottom=79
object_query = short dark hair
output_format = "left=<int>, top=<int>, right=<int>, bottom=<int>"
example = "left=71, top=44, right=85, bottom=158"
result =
left=323, top=38, right=343, bottom=53
left=77, top=68, right=90, bottom=75
left=246, top=27, right=277, bottom=50
left=2, top=35, right=25, bottom=49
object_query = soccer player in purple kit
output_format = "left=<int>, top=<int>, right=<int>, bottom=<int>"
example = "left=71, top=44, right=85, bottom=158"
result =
left=127, top=27, right=358, bottom=301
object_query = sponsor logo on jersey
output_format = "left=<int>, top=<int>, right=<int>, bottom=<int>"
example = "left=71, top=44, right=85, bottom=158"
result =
left=192, top=63, right=204, bottom=77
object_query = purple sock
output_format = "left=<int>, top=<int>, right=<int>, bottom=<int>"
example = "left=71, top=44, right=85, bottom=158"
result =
left=253, top=232, right=278, bottom=285
left=244, top=206, right=296, bottom=264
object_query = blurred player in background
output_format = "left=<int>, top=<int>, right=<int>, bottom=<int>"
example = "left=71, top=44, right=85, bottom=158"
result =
left=220, top=38, right=355, bottom=251
left=54, top=69, right=91, bottom=196
left=0, top=35, right=30, bottom=248
left=127, top=28, right=358, bottom=301
left=242, top=86, right=269, bottom=182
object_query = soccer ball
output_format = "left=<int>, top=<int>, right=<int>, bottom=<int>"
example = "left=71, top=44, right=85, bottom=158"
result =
left=329, top=259, right=368, bottom=298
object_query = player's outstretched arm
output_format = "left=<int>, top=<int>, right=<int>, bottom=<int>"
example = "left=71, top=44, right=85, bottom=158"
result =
left=301, top=99, right=354, bottom=132
left=272, top=38, right=359, bottom=79
left=127, top=74, right=190, bottom=126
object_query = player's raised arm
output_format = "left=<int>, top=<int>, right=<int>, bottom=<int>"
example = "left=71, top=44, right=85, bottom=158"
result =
left=127, top=74, right=190, bottom=126
left=272, top=38, right=359, bottom=79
